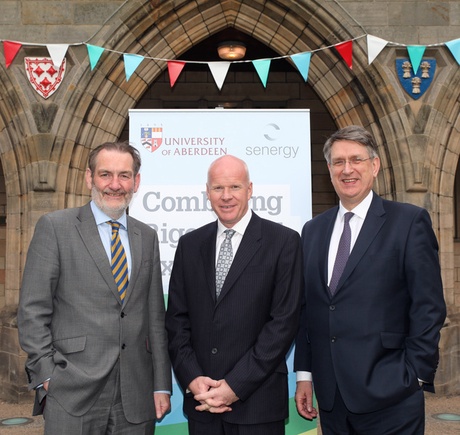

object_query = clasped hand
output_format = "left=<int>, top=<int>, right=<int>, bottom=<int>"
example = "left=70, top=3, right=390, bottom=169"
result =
left=189, top=376, right=238, bottom=413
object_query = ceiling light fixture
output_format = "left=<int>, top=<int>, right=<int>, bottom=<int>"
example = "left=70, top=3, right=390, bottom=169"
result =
left=217, top=41, right=246, bottom=60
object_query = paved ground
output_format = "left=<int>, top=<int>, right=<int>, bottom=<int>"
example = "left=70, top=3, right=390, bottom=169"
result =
left=0, top=393, right=459, bottom=434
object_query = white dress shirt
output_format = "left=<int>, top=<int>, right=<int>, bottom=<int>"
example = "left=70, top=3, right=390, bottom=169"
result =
left=215, top=209, right=252, bottom=265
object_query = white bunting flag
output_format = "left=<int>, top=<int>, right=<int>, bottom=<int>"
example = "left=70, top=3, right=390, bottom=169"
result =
left=46, top=44, right=69, bottom=68
left=367, top=35, right=388, bottom=65
left=208, top=61, right=231, bottom=90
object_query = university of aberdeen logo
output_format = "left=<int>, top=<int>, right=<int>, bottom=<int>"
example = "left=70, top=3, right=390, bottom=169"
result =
left=141, top=127, right=163, bottom=153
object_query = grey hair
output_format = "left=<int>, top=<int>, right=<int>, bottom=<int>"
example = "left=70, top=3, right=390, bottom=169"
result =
left=323, top=126, right=379, bottom=163
left=88, top=141, right=141, bottom=175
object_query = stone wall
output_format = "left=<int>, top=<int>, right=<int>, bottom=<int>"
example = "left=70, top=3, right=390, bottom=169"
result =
left=0, top=0, right=459, bottom=401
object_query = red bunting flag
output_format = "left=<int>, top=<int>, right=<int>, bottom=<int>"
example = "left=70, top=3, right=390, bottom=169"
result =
left=334, top=40, right=353, bottom=69
left=167, top=61, right=186, bottom=87
left=3, top=41, right=22, bottom=68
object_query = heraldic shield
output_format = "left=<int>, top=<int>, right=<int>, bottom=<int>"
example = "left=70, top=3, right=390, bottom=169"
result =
left=24, top=57, right=66, bottom=99
left=396, top=58, right=436, bottom=100
left=141, top=127, right=163, bottom=153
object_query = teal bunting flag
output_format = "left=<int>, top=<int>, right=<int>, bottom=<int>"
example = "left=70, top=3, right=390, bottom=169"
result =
left=252, top=59, right=271, bottom=87
left=291, top=52, right=311, bottom=82
left=407, top=45, right=426, bottom=75
left=445, top=38, right=460, bottom=65
left=87, top=44, right=105, bottom=71
left=123, top=54, right=144, bottom=81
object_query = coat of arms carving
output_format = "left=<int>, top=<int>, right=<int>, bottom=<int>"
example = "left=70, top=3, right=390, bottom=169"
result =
left=24, top=57, right=66, bottom=99
left=396, top=58, right=436, bottom=100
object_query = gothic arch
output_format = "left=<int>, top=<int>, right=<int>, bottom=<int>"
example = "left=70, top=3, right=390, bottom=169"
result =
left=0, top=0, right=458, bottom=309
left=60, top=0, right=399, bottom=198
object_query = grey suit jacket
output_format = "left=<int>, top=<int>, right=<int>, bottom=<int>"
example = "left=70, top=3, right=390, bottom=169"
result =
left=18, top=203, right=171, bottom=423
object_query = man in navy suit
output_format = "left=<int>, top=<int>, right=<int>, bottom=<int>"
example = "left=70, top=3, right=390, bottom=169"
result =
left=294, top=126, right=446, bottom=434
left=166, top=155, right=302, bottom=434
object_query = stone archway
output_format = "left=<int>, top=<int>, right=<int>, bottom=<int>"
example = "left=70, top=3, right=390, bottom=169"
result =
left=0, top=0, right=459, bottom=400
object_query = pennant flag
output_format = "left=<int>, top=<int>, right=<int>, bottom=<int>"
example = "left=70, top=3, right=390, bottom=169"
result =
left=252, top=59, right=271, bottom=87
left=3, top=41, right=22, bottom=68
left=87, top=44, right=105, bottom=70
left=46, top=44, right=69, bottom=68
left=167, top=61, right=186, bottom=87
left=367, top=35, right=388, bottom=65
left=290, top=52, right=311, bottom=82
left=123, top=54, right=144, bottom=81
left=334, top=40, right=353, bottom=69
left=208, top=61, right=231, bottom=90
left=407, top=45, right=426, bottom=75
left=445, top=38, right=460, bottom=65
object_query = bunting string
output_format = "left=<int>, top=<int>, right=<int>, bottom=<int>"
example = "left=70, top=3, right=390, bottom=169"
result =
left=2, top=33, right=460, bottom=89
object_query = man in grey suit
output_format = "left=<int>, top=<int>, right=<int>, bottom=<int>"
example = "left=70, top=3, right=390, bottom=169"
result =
left=18, top=141, right=171, bottom=434
left=166, top=155, right=302, bottom=435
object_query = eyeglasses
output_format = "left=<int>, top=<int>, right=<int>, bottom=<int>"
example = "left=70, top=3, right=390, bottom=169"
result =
left=330, top=157, right=373, bottom=168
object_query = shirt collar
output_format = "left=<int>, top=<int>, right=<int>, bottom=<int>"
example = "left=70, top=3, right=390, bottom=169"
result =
left=217, top=209, right=252, bottom=237
left=90, top=201, right=128, bottom=230
left=338, top=190, right=373, bottom=221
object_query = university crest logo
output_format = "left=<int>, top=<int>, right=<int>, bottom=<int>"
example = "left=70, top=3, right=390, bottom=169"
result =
left=141, top=127, right=163, bottom=152
left=24, top=57, right=66, bottom=99
left=396, top=58, right=436, bottom=100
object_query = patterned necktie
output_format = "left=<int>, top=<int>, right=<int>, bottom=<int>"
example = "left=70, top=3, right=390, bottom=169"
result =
left=109, top=221, right=129, bottom=301
left=329, top=212, right=353, bottom=296
left=215, top=229, right=235, bottom=298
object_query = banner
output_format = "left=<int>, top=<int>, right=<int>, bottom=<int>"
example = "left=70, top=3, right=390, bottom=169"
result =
left=129, top=108, right=316, bottom=434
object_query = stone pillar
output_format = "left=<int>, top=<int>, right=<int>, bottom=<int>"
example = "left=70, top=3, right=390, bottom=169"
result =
left=0, top=306, right=31, bottom=402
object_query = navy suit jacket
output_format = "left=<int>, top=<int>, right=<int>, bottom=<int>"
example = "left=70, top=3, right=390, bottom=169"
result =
left=294, top=192, right=446, bottom=413
left=166, top=212, right=302, bottom=424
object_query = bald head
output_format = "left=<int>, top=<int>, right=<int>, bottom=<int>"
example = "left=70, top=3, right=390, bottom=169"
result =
left=206, top=155, right=253, bottom=228
left=207, top=155, right=250, bottom=186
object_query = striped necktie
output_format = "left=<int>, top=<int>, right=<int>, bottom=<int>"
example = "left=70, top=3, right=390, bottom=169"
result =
left=109, top=221, right=129, bottom=301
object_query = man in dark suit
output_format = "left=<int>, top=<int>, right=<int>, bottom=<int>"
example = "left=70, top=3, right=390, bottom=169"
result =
left=166, top=155, right=302, bottom=435
left=294, top=126, right=446, bottom=434
left=18, top=141, right=171, bottom=434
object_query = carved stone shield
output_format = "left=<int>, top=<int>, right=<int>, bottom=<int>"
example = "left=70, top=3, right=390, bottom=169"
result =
left=396, top=58, right=436, bottom=100
left=24, top=57, right=66, bottom=99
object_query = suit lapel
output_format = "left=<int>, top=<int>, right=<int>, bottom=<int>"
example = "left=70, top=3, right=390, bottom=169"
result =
left=200, top=222, right=218, bottom=303
left=335, top=193, right=386, bottom=294
left=319, top=208, right=338, bottom=293
left=123, top=217, right=142, bottom=306
left=216, top=213, right=262, bottom=306
left=76, top=204, right=121, bottom=303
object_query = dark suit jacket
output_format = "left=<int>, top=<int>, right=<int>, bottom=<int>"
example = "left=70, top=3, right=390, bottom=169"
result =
left=294, top=192, right=446, bottom=414
left=18, top=203, right=172, bottom=422
left=166, top=212, right=302, bottom=424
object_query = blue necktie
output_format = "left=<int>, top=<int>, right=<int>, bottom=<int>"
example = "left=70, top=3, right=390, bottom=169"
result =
left=215, top=229, right=235, bottom=298
left=329, top=212, right=353, bottom=295
left=109, top=221, right=129, bottom=301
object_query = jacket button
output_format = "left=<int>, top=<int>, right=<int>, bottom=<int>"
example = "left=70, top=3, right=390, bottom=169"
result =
left=331, top=337, right=337, bottom=343
left=329, top=305, right=335, bottom=311
left=121, top=312, right=126, bottom=318
left=211, top=348, right=218, bottom=354
left=121, top=344, right=126, bottom=349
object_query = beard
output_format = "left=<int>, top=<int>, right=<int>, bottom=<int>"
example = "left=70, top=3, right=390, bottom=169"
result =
left=91, top=185, right=133, bottom=220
